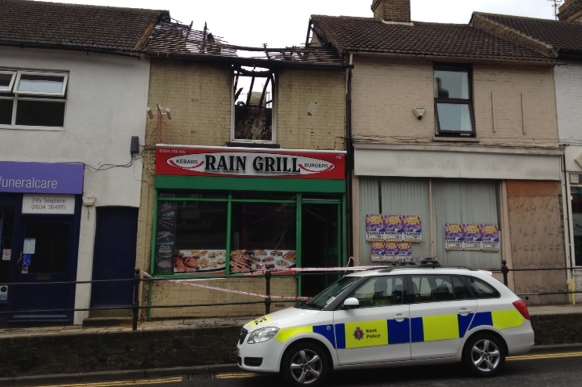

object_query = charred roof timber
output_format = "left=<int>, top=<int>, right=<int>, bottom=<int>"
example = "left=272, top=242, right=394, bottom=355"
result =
left=145, top=20, right=347, bottom=69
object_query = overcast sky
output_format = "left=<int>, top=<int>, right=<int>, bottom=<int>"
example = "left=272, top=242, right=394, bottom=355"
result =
left=46, top=0, right=557, bottom=47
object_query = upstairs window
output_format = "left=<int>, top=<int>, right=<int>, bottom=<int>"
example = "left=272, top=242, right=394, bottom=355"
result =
left=232, top=66, right=275, bottom=143
left=0, top=69, right=68, bottom=128
left=434, top=65, right=475, bottom=137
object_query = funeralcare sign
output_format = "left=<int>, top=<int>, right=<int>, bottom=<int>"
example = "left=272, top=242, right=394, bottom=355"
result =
left=156, top=146, right=346, bottom=180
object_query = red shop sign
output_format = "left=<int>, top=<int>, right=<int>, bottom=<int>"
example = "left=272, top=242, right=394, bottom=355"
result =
left=156, top=146, right=346, bottom=180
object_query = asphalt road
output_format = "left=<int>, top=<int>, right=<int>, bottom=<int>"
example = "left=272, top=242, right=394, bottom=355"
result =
left=10, top=349, right=582, bottom=387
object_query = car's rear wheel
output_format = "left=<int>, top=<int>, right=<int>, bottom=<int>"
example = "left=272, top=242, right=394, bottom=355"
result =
left=281, top=341, right=329, bottom=386
left=463, top=332, right=506, bottom=376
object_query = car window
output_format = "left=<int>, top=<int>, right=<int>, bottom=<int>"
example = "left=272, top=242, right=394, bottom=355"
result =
left=467, top=276, right=500, bottom=299
left=411, top=275, right=470, bottom=303
left=350, top=276, right=405, bottom=308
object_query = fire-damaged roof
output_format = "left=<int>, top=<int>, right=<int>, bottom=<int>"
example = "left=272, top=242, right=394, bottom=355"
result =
left=144, top=20, right=346, bottom=69
left=0, top=0, right=169, bottom=54
left=310, top=14, right=553, bottom=64
left=472, top=12, right=582, bottom=58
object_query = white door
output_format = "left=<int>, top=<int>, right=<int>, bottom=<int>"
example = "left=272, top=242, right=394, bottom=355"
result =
left=333, top=275, right=411, bottom=366
left=409, top=274, right=478, bottom=360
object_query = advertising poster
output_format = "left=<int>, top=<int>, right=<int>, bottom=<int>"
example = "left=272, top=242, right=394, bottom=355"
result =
left=462, top=224, right=482, bottom=250
left=156, top=202, right=177, bottom=273
left=481, top=224, right=501, bottom=251
left=230, top=250, right=296, bottom=273
left=397, top=242, right=413, bottom=257
left=370, top=241, right=392, bottom=262
left=402, top=215, right=423, bottom=242
left=383, top=215, right=403, bottom=241
left=365, top=214, right=384, bottom=241
left=175, top=250, right=226, bottom=273
left=445, top=224, right=464, bottom=250
left=370, top=242, right=414, bottom=263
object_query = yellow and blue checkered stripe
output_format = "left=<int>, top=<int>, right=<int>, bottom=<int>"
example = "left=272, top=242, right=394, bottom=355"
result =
left=276, top=310, right=525, bottom=349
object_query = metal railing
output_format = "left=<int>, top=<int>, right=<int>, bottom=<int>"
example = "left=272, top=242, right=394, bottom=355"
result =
left=0, top=262, right=580, bottom=331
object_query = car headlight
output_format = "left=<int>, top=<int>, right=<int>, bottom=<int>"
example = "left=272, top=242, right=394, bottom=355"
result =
left=247, top=327, right=279, bottom=344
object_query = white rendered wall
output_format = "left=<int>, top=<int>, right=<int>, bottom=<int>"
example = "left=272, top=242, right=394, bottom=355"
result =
left=0, top=47, right=150, bottom=324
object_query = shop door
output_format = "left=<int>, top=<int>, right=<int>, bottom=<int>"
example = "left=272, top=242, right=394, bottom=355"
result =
left=90, top=207, right=138, bottom=310
left=302, top=200, right=343, bottom=297
left=10, top=214, right=78, bottom=324
left=0, top=195, right=18, bottom=324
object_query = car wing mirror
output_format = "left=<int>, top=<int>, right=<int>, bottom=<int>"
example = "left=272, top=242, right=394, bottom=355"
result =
left=343, top=297, right=360, bottom=309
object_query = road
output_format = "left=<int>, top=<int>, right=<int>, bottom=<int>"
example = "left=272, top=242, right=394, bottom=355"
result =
left=10, top=349, right=582, bottom=387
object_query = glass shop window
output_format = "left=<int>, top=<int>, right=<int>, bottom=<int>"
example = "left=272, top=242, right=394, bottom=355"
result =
left=232, top=66, right=275, bottom=143
left=231, top=203, right=296, bottom=273
left=572, top=187, right=582, bottom=267
left=156, top=201, right=227, bottom=274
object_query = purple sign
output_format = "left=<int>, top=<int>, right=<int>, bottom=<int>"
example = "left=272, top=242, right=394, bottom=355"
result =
left=0, top=162, right=84, bottom=194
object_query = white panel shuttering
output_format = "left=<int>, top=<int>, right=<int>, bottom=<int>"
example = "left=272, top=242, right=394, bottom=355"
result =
left=359, top=178, right=431, bottom=263
left=359, top=178, right=501, bottom=269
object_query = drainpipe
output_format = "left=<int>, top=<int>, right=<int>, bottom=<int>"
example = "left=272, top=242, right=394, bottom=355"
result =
left=346, top=53, right=354, bottom=259
left=561, top=147, right=576, bottom=304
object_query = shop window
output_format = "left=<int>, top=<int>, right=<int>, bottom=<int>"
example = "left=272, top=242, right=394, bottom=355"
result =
left=232, top=66, right=275, bottom=143
left=571, top=187, right=582, bottom=266
left=0, top=69, right=68, bottom=128
left=434, top=65, right=475, bottom=137
left=156, top=201, right=227, bottom=274
left=231, top=203, right=296, bottom=273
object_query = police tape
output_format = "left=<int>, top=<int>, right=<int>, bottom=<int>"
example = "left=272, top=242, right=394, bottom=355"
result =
left=242, top=265, right=387, bottom=276
left=171, top=280, right=310, bottom=301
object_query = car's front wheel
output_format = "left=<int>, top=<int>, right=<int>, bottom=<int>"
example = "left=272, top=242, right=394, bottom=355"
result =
left=281, top=341, right=329, bottom=386
left=463, top=332, right=506, bottom=376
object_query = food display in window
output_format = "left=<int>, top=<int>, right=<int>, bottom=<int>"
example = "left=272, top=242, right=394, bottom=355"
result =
left=175, top=250, right=226, bottom=273
left=231, top=249, right=296, bottom=273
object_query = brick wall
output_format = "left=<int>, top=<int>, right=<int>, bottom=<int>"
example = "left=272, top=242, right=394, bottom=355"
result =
left=351, top=56, right=559, bottom=148
left=135, top=59, right=346, bottom=317
left=372, top=0, right=411, bottom=23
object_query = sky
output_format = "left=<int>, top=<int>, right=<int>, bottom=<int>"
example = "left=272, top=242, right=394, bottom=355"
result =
left=46, top=0, right=558, bottom=47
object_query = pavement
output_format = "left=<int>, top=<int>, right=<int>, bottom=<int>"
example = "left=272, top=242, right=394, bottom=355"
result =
left=6, top=346, right=582, bottom=387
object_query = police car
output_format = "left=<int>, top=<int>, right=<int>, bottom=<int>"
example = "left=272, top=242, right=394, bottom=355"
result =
left=237, top=266, right=534, bottom=386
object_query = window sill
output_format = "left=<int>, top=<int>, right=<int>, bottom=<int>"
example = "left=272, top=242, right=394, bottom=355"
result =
left=0, top=125, right=64, bottom=132
left=226, top=142, right=281, bottom=149
left=433, top=136, right=479, bottom=143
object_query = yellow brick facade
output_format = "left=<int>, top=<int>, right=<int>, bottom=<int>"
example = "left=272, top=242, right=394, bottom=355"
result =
left=351, top=57, right=559, bottom=147
left=136, top=59, right=346, bottom=318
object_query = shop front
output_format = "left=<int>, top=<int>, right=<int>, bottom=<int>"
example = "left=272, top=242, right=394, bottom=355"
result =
left=0, top=161, right=84, bottom=324
left=151, top=145, right=347, bottom=299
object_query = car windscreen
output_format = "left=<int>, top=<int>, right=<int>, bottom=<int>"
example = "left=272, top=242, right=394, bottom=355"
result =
left=298, top=276, right=361, bottom=310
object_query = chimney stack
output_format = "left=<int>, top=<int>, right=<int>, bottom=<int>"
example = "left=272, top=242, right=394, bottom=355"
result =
left=371, top=0, right=411, bottom=23
left=559, top=0, right=582, bottom=23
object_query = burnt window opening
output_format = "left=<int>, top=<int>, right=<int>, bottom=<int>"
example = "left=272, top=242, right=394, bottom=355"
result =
left=233, top=66, right=275, bottom=143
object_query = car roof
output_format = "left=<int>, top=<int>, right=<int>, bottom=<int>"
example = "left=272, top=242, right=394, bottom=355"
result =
left=346, top=267, right=491, bottom=278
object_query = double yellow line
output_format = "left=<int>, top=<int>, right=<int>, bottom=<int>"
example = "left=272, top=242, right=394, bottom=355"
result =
left=508, top=351, right=582, bottom=362
left=34, top=376, right=183, bottom=387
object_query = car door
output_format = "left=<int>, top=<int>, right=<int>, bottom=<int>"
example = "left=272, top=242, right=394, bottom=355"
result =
left=333, top=275, right=411, bottom=366
left=409, top=274, right=477, bottom=360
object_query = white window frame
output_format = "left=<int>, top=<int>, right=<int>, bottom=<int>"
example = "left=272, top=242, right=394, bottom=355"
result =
left=14, top=71, right=68, bottom=97
left=230, top=70, right=277, bottom=145
left=0, top=70, right=16, bottom=93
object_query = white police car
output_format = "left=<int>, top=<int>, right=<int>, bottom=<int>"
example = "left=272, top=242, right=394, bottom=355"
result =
left=237, top=267, right=534, bottom=386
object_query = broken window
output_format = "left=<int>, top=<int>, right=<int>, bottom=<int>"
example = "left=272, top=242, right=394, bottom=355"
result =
left=232, top=66, right=274, bottom=143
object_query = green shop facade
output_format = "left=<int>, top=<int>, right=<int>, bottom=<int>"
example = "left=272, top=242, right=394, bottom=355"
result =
left=152, top=145, right=348, bottom=296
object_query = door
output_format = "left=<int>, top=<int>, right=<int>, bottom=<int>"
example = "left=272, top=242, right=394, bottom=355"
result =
left=333, top=276, right=411, bottom=365
left=409, top=274, right=477, bottom=360
left=90, top=207, right=138, bottom=309
left=0, top=196, right=18, bottom=323
left=302, top=200, right=342, bottom=296
left=10, top=212, right=78, bottom=324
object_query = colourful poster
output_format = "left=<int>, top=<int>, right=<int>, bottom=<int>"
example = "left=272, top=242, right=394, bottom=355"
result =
left=402, top=215, right=422, bottom=242
left=445, top=224, right=464, bottom=250
left=481, top=224, right=501, bottom=251
left=365, top=214, right=384, bottom=241
left=462, top=224, right=482, bottom=250
left=397, top=242, right=413, bottom=257
left=383, top=215, right=403, bottom=241
left=371, top=242, right=399, bottom=262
